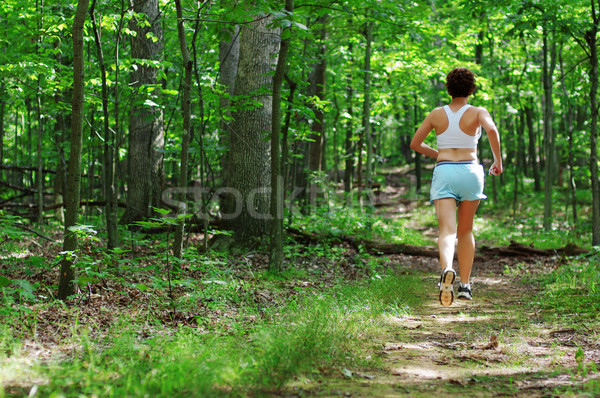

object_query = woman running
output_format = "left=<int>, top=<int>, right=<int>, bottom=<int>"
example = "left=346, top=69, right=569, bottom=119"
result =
left=410, top=67, right=503, bottom=306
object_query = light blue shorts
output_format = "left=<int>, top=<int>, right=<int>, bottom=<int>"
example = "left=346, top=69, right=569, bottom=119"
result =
left=430, top=160, right=487, bottom=204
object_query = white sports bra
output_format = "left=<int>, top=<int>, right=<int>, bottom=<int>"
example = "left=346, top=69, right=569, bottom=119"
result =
left=436, top=105, right=481, bottom=149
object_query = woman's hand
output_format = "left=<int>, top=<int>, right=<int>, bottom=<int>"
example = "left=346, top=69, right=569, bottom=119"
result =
left=488, top=161, right=503, bottom=176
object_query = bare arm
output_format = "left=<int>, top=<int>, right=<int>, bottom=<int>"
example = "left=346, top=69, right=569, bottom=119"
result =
left=410, top=112, right=438, bottom=159
left=478, top=107, right=503, bottom=175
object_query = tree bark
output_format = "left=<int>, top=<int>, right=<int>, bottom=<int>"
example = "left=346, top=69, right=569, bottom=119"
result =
left=413, top=101, right=422, bottom=194
left=218, top=9, right=240, bottom=185
left=344, top=67, right=354, bottom=200
left=124, top=0, right=165, bottom=224
left=269, top=0, right=292, bottom=272
left=90, top=0, right=117, bottom=249
left=35, top=78, right=44, bottom=224
left=558, top=44, right=578, bottom=224
left=362, top=21, right=374, bottom=207
left=0, top=81, right=4, bottom=170
left=282, top=74, right=297, bottom=199
left=587, top=0, right=600, bottom=244
left=222, top=15, right=280, bottom=244
left=542, top=28, right=557, bottom=230
left=172, top=0, right=193, bottom=258
left=524, top=102, right=541, bottom=191
left=308, top=15, right=327, bottom=206
left=58, top=0, right=89, bottom=300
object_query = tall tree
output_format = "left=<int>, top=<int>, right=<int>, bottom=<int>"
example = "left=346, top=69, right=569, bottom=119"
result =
left=58, top=0, right=89, bottom=300
left=123, top=0, right=165, bottom=223
left=542, top=26, right=558, bottom=231
left=90, top=0, right=118, bottom=249
left=222, top=14, right=280, bottom=243
left=308, top=15, right=327, bottom=205
left=362, top=20, right=374, bottom=207
left=269, top=0, right=293, bottom=272
left=218, top=4, right=240, bottom=184
left=586, top=0, right=600, bottom=244
left=172, top=0, right=193, bottom=258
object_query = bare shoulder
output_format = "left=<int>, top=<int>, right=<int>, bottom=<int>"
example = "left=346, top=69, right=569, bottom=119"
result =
left=428, top=106, right=445, bottom=120
left=473, top=106, right=493, bottom=119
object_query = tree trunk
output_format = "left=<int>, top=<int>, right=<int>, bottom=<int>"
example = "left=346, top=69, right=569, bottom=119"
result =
left=269, top=0, right=292, bottom=272
left=0, top=81, right=4, bottom=170
left=124, top=0, right=164, bottom=224
left=542, top=28, right=557, bottom=230
left=35, top=78, right=44, bottom=224
left=222, top=15, right=280, bottom=244
left=414, top=101, right=422, bottom=194
left=90, top=0, right=117, bottom=249
left=172, top=0, right=193, bottom=259
left=524, top=102, right=541, bottom=191
left=190, top=8, right=209, bottom=252
left=344, top=73, right=354, bottom=200
left=558, top=44, right=578, bottom=224
left=58, top=0, right=89, bottom=300
left=587, top=0, right=600, bottom=244
left=308, top=15, right=327, bottom=206
left=282, top=74, right=297, bottom=199
left=362, top=21, right=374, bottom=207
left=218, top=11, right=240, bottom=185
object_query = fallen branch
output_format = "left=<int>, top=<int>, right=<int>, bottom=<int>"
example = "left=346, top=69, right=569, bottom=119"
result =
left=0, top=164, right=56, bottom=173
left=14, top=223, right=57, bottom=243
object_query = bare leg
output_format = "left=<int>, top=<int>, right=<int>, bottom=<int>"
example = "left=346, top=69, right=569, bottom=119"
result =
left=456, top=200, right=480, bottom=284
left=434, top=198, right=457, bottom=270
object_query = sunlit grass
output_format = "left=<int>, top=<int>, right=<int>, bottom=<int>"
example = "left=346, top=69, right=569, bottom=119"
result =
left=1, top=270, right=423, bottom=397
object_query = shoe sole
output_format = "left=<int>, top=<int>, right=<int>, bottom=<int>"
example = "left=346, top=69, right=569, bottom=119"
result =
left=457, top=293, right=472, bottom=301
left=439, top=269, right=455, bottom=306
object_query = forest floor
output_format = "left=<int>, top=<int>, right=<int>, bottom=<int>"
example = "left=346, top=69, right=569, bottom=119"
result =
left=283, top=252, right=600, bottom=397
left=1, top=167, right=599, bottom=397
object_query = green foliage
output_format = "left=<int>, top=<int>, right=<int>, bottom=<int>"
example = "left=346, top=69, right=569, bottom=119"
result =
left=291, top=205, right=431, bottom=247
left=536, top=250, right=600, bottom=320
left=0, top=211, right=27, bottom=242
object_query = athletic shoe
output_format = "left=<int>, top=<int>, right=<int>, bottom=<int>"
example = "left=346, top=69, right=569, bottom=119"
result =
left=457, top=284, right=473, bottom=300
left=438, top=268, right=456, bottom=306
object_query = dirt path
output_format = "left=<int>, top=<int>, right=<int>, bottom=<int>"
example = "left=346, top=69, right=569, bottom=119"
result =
left=286, top=255, right=600, bottom=397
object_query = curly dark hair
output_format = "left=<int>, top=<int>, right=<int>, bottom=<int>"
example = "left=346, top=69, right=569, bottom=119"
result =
left=445, top=67, right=477, bottom=98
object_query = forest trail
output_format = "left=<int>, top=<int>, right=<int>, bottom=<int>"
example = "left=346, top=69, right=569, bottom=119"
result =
left=280, top=165, right=599, bottom=397
left=286, top=254, right=599, bottom=397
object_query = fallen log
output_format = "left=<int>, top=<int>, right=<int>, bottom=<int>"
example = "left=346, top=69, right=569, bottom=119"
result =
left=0, top=164, right=56, bottom=173
left=479, top=241, right=588, bottom=257
left=287, top=229, right=587, bottom=258
left=0, top=200, right=127, bottom=210
left=287, top=227, right=439, bottom=257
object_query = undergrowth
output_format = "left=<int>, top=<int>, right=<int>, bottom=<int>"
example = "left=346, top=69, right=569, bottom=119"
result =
left=536, top=249, right=600, bottom=322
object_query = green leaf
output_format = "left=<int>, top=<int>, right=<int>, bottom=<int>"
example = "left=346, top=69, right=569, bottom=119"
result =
left=0, top=276, right=12, bottom=288
left=134, top=283, right=149, bottom=292
left=134, top=220, right=162, bottom=228
left=13, top=279, right=35, bottom=300
left=293, top=21, right=308, bottom=31
left=153, top=207, right=172, bottom=215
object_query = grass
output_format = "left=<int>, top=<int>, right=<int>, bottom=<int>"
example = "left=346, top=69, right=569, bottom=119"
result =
left=535, top=250, right=600, bottom=321
left=0, top=258, right=424, bottom=397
